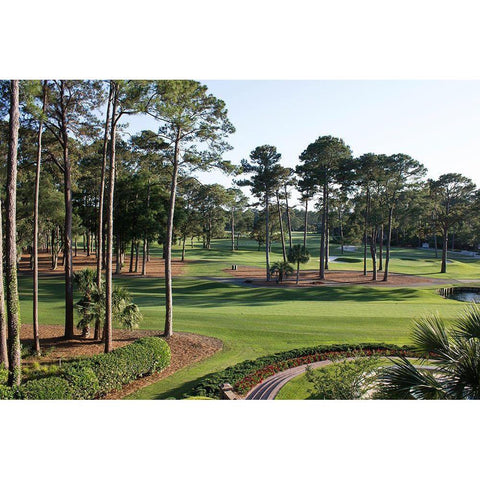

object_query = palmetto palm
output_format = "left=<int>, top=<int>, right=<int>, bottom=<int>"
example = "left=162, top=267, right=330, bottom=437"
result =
left=377, top=305, right=480, bottom=399
left=269, top=261, right=294, bottom=283
left=75, top=269, right=142, bottom=337
left=287, top=245, right=311, bottom=284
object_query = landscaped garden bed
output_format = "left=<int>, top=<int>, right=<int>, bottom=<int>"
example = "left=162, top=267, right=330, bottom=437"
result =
left=0, top=337, right=171, bottom=399
left=191, top=343, right=417, bottom=398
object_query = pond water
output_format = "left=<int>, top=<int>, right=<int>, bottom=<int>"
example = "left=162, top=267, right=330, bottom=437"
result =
left=447, top=291, right=480, bottom=303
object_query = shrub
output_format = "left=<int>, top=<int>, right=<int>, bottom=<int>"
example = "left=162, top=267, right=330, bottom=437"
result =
left=0, top=336, right=171, bottom=400
left=191, top=343, right=415, bottom=398
left=305, top=355, right=381, bottom=399
left=19, top=377, right=74, bottom=400
left=85, top=336, right=170, bottom=396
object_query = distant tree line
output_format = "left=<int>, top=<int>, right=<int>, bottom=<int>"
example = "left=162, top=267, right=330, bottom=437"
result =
left=1, top=81, right=479, bottom=387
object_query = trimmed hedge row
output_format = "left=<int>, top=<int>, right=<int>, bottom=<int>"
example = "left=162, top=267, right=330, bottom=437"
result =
left=0, top=336, right=170, bottom=400
left=191, top=343, right=415, bottom=398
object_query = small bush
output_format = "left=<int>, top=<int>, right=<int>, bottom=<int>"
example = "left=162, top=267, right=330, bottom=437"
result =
left=305, top=355, right=381, bottom=399
left=86, top=336, right=171, bottom=396
left=19, top=377, right=73, bottom=400
left=0, top=336, right=171, bottom=400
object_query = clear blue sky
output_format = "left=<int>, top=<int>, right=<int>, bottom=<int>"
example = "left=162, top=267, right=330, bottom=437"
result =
left=127, top=80, right=480, bottom=206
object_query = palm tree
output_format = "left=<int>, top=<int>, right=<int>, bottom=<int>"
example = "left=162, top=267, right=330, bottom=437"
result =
left=377, top=305, right=480, bottom=399
left=74, top=268, right=98, bottom=338
left=269, top=261, right=293, bottom=284
left=75, top=268, right=142, bottom=341
left=287, top=245, right=311, bottom=285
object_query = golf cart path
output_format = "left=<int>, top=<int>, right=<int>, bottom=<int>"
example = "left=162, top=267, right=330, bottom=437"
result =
left=245, top=358, right=436, bottom=400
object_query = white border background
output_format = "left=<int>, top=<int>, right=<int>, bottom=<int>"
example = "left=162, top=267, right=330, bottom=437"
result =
left=1, top=1, right=479, bottom=478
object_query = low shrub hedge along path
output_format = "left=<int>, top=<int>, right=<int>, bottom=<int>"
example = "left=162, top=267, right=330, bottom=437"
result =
left=190, top=344, right=416, bottom=399
left=246, top=357, right=437, bottom=400
left=246, top=360, right=332, bottom=399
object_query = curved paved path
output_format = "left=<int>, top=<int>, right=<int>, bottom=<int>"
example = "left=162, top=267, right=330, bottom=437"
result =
left=245, top=360, right=333, bottom=400
left=245, top=357, right=436, bottom=400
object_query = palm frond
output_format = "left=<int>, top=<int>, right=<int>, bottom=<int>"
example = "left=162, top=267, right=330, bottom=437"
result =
left=376, top=357, right=447, bottom=400
left=454, top=304, right=480, bottom=341
left=411, top=314, right=450, bottom=358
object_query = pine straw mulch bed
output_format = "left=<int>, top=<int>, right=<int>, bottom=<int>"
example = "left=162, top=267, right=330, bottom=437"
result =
left=224, top=266, right=445, bottom=287
left=18, top=251, right=187, bottom=278
left=20, top=324, right=223, bottom=399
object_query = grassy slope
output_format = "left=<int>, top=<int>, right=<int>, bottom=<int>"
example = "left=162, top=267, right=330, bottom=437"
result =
left=19, top=234, right=480, bottom=399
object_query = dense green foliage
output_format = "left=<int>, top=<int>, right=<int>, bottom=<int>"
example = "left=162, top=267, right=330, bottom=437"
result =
left=191, top=343, right=412, bottom=398
left=20, top=376, right=73, bottom=400
left=0, top=336, right=170, bottom=400
left=377, top=305, right=480, bottom=399
left=305, top=355, right=381, bottom=399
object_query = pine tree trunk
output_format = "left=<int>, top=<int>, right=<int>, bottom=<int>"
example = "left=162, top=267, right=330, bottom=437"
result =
left=60, top=82, right=75, bottom=340
left=6, top=80, right=21, bottom=386
left=434, top=232, right=438, bottom=258
left=32, top=81, right=47, bottom=356
left=303, top=198, right=308, bottom=249
left=383, top=208, right=394, bottom=281
left=276, top=192, right=287, bottom=262
left=370, top=231, right=377, bottom=281
left=339, top=210, right=344, bottom=255
left=378, top=224, right=384, bottom=271
left=231, top=209, right=235, bottom=251
left=94, top=85, right=112, bottom=341
left=324, top=189, right=329, bottom=271
left=265, top=195, right=271, bottom=281
left=142, top=238, right=147, bottom=275
left=181, top=235, right=186, bottom=262
left=325, top=226, right=329, bottom=270
left=320, top=184, right=326, bottom=280
left=135, top=241, right=139, bottom=272
left=164, top=133, right=181, bottom=338
left=285, top=185, right=293, bottom=251
left=0, top=198, right=8, bottom=368
left=116, top=235, right=122, bottom=274
left=129, top=239, right=135, bottom=272
left=363, top=191, right=369, bottom=276
left=104, top=82, right=119, bottom=353
left=441, top=227, right=448, bottom=273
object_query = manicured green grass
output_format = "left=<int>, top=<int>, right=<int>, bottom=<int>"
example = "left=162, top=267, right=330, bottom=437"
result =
left=276, top=370, right=315, bottom=400
left=18, top=235, right=480, bottom=399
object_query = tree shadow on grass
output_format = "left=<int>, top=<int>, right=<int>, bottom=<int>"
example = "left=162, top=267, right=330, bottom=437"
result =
left=130, top=282, right=425, bottom=309
left=131, top=372, right=214, bottom=400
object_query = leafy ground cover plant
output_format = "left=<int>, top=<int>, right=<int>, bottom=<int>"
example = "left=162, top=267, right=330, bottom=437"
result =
left=305, top=354, right=381, bottom=399
left=0, top=336, right=170, bottom=400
